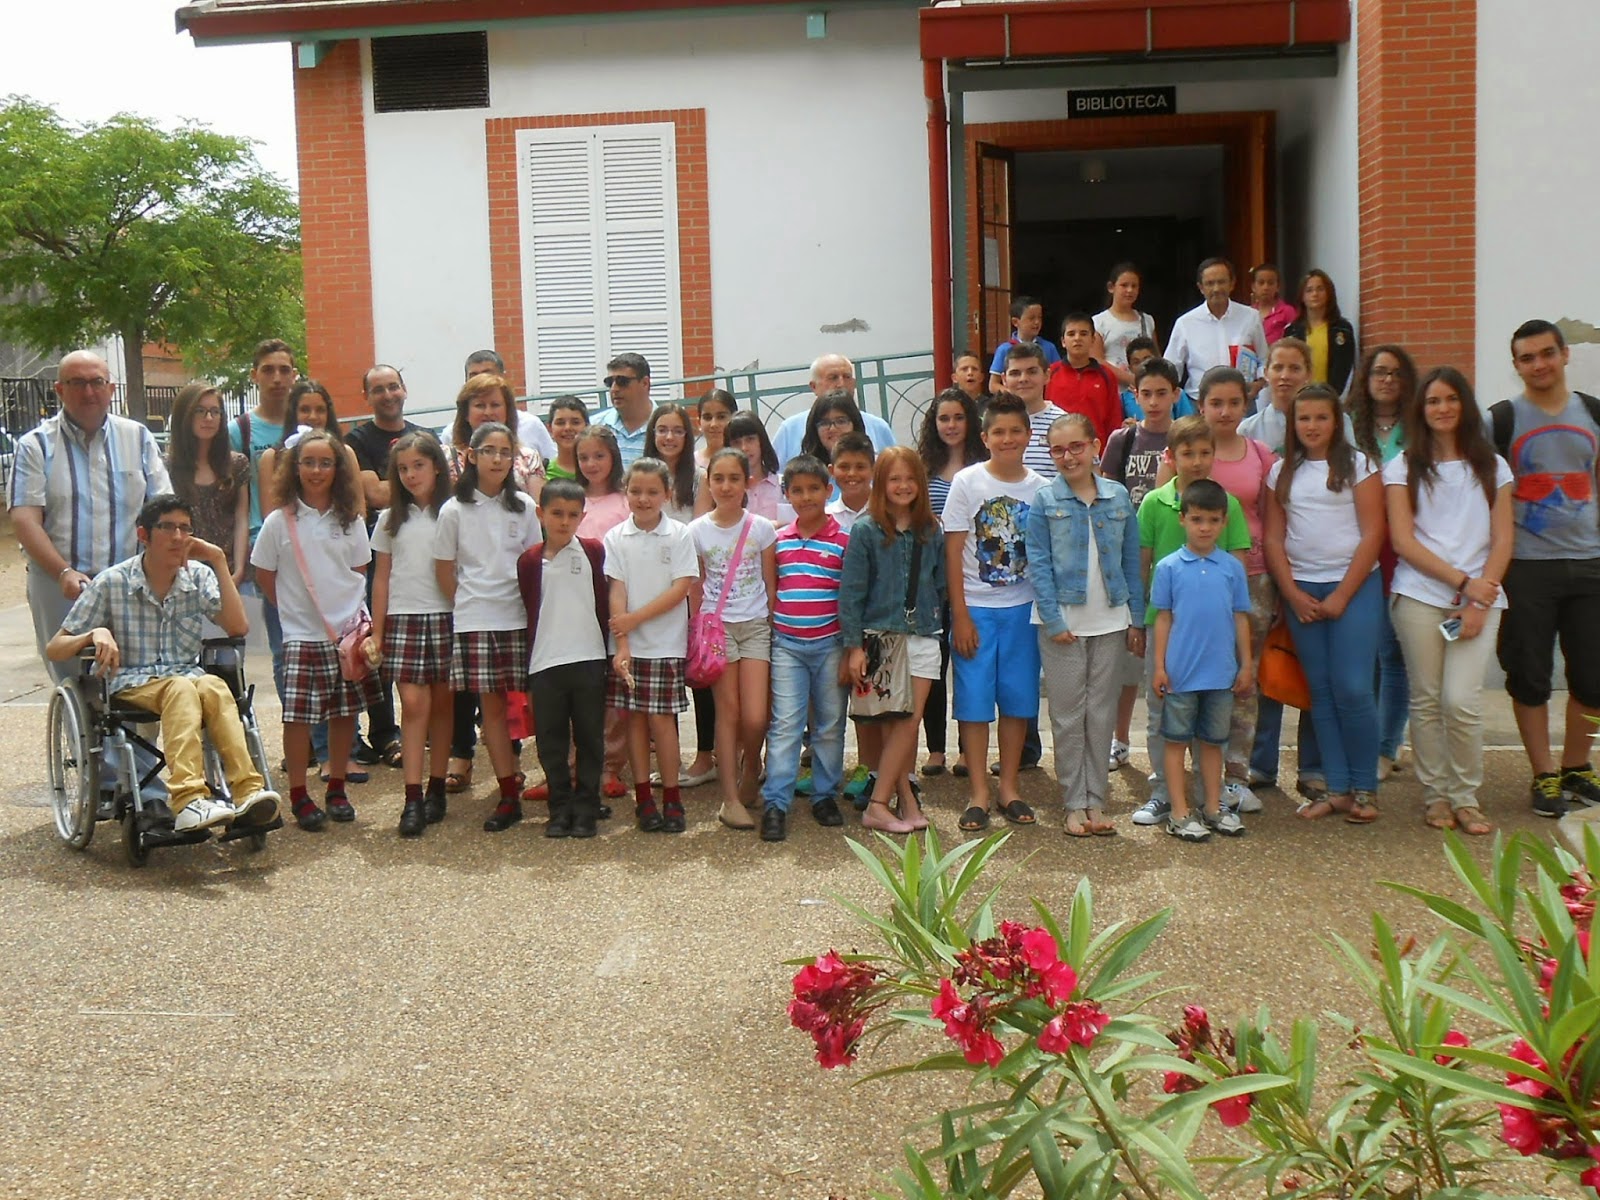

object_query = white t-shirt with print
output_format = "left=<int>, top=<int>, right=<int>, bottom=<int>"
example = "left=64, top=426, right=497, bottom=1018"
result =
left=604, top=515, right=699, bottom=659
left=1383, top=455, right=1514, bottom=610
left=370, top=506, right=451, bottom=615
left=433, top=491, right=541, bottom=632
left=943, top=462, right=1047, bottom=608
left=251, top=501, right=371, bottom=643
left=690, top=512, right=776, bottom=623
left=1265, top=452, right=1380, bottom=584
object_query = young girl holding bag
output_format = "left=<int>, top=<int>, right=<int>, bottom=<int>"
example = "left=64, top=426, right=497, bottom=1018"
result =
left=839, top=448, right=947, bottom=834
left=434, top=423, right=542, bottom=833
left=690, top=448, right=778, bottom=829
left=371, top=431, right=455, bottom=837
left=250, top=430, right=380, bottom=831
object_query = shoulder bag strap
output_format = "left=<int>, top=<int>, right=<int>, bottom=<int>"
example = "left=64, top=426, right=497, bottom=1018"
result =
left=903, top=533, right=924, bottom=623
left=712, top=516, right=754, bottom=619
left=283, top=509, right=342, bottom=644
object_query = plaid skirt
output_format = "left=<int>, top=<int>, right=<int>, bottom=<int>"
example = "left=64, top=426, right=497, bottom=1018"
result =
left=450, top=628, right=531, bottom=695
left=384, top=612, right=454, bottom=686
left=606, top=656, right=688, bottom=715
left=281, top=640, right=383, bottom=725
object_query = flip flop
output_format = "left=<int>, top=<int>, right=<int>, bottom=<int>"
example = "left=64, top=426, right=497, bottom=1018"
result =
left=1087, top=813, right=1118, bottom=836
left=958, top=805, right=990, bottom=832
left=1346, top=798, right=1380, bottom=825
left=1424, top=802, right=1456, bottom=831
left=1064, top=814, right=1093, bottom=838
left=997, top=799, right=1036, bottom=826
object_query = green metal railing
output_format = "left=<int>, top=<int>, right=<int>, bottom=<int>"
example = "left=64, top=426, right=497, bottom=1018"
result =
left=407, top=349, right=941, bottom=442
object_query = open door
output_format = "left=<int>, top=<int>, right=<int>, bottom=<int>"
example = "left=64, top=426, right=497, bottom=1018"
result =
left=976, top=143, right=1015, bottom=358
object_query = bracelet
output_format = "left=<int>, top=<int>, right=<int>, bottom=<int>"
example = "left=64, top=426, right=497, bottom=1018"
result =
left=57, top=565, right=74, bottom=580
left=1457, top=574, right=1472, bottom=594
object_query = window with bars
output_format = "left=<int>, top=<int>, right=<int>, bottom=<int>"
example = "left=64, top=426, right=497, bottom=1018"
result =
left=515, top=125, right=682, bottom=394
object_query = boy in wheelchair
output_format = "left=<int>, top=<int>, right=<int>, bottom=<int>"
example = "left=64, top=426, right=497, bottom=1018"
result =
left=47, top=495, right=280, bottom=834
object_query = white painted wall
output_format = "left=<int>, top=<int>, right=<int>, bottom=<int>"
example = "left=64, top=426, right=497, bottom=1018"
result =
left=1477, top=0, right=1600, bottom=399
left=359, top=8, right=931, bottom=422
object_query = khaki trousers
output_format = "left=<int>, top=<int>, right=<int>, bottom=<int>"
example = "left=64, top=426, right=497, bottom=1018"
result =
left=114, top=674, right=264, bottom=811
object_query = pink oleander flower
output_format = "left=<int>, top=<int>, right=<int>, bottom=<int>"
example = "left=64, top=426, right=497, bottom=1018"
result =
left=1580, top=1143, right=1600, bottom=1192
left=1163, top=1070, right=1201, bottom=1095
left=814, top=1019, right=865, bottom=1070
left=1507, top=1038, right=1548, bottom=1085
left=1211, top=1068, right=1260, bottom=1127
left=790, top=952, right=884, bottom=1070
left=933, top=978, right=1006, bottom=1067
left=1500, top=1081, right=1558, bottom=1156
left=1435, top=1029, right=1471, bottom=1066
left=1039, top=1002, right=1110, bottom=1052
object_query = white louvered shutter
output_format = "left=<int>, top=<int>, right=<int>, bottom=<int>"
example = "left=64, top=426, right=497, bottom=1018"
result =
left=517, top=124, right=681, bottom=394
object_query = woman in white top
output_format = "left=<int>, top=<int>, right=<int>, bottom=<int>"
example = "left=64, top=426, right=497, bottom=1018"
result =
left=1264, top=383, right=1387, bottom=823
left=1384, top=367, right=1513, bottom=836
left=1092, top=261, right=1159, bottom=387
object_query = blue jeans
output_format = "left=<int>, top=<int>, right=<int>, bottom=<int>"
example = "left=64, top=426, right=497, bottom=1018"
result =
left=1251, top=699, right=1322, bottom=783
left=256, top=586, right=328, bottom=762
left=1376, top=600, right=1410, bottom=759
left=1286, top=573, right=1383, bottom=793
left=762, top=634, right=848, bottom=813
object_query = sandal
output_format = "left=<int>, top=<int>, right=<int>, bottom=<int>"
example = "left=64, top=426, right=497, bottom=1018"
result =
left=445, top=769, right=473, bottom=794
left=1424, top=801, right=1456, bottom=831
left=1086, top=811, right=1118, bottom=837
left=997, top=799, right=1036, bottom=826
left=958, top=805, right=990, bottom=832
left=380, top=739, right=404, bottom=768
left=1454, top=806, right=1494, bottom=836
left=1346, top=792, right=1380, bottom=825
left=1065, top=811, right=1093, bottom=838
left=1296, top=797, right=1345, bottom=821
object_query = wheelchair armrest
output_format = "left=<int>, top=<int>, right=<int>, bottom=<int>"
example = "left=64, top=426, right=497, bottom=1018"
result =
left=201, top=636, right=247, bottom=650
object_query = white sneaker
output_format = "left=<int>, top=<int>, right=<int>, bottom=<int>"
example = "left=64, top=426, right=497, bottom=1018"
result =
left=1223, top=781, right=1263, bottom=814
left=1108, top=740, right=1131, bottom=771
left=1132, top=796, right=1171, bottom=826
left=173, top=796, right=235, bottom=833
left=233, top=789, right=280, bottom=827
left=1203, top=808, right=1245, bottom=837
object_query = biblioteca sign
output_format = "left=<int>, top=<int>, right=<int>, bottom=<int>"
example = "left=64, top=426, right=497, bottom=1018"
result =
left=1068, top=87, right=1178, bottom=118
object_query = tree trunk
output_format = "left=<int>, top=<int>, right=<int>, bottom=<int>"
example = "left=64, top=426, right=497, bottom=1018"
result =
left=120, top=327, right=148, bottom=425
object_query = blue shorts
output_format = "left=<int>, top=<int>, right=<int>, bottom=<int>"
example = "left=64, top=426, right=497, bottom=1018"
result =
left=952, top=603, right=1041, bottom=722
left=1160, top=688, right=1233, bottom=745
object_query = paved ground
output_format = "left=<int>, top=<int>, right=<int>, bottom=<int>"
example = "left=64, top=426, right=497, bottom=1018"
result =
left=1, top=525, right=1593, bottom=1199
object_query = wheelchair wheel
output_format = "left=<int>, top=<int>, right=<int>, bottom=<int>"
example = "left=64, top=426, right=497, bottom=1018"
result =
left=122, top=810, right=149, bottom=868
left=46, top=685, right=98, bottom=850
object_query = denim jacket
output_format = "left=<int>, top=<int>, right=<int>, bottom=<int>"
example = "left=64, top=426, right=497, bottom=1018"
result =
left=1024, top=474, right=1144, bottom=637
left=838, top=516, right=947, bottom=643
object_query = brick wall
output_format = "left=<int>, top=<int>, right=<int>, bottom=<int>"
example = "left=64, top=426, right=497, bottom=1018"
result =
left=485, top=110, right=712, bottom=396
left=293, top=41, right=375, bottom=416
left=1356, top=0, right=1476, bottom=376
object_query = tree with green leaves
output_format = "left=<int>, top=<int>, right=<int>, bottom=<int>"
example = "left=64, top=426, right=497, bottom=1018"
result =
left=0, top=97, right=303, bottom=421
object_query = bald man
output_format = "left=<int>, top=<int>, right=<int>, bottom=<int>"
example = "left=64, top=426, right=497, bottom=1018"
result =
left=770, top=354, right=897, bottom=467
left=9, top=351, right=171, bottom=683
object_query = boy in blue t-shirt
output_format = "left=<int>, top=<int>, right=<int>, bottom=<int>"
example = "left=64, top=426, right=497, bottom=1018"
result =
left=1150, top=479, right=1253, bottom=843
left=1119, top=337, right=1196, bottom=422
left=987, top=295, right=1061, bottom=392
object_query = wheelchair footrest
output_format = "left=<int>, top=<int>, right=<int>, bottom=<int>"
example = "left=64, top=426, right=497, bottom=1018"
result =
left=217, top=817, right=284, bottom=842
left=139, top=826, right=213, bottom=849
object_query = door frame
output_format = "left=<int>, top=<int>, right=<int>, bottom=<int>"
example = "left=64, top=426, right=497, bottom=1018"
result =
left=961, top=110, right=1275, bottom=354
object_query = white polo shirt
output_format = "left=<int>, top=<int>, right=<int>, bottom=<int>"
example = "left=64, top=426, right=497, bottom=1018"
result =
left=603, top=515, right=699, bottom=659
left=251, top=500, right=371, bottom=642
left=528, top=540, right=608, bottom=675
left=370, top=505, right=451, bottom=615
left=434, top=491, right=541, bottom=632
left=1164, top=299, right=1269, bottom=393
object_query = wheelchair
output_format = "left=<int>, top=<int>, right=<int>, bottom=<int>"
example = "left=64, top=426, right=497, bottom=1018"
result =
left=45, top=636, right=283, bottom=867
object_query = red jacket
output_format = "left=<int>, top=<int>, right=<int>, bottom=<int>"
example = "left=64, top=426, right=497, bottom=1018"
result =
left=1044, top=358, right=1121, bottom=444
left=516, top=536, right=610, bottom=661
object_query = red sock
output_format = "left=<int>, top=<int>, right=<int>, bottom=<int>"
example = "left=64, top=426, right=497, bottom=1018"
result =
left=324, top=776, right=345, bottom=796
left=663, top=786, right=682, bottom=808
left=290, top=785, right=309, bottom=805
left=404, top=783, right=423, bottom=804
left=498, top=774, right=521, bottom=801
left=635, top=782, right=653, bottom=807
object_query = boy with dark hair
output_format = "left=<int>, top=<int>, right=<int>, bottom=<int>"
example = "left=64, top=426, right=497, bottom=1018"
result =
left=47, top=494, right=280, bottom=835
left=1151, top=478, right=1254, bottom=842
left=953, top=350, right=991, bottom=410
left=761, top=455, right=853, bottom=840
left=516, top=479, right=611, bottom=838
left=987, top=295, right=1060, bottom=392
left=827, top=432, right=875, bottom=531
left=1002, top=342, right=1063, bottom=480
left=1119, top=338, right=1196, bottom=422
left=1045, top=311, right=1121, bottom=442
left=1133, top=416, right=1252, bottom=827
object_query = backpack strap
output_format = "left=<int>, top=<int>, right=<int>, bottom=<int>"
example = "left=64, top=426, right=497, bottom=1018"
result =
left=235, top=412, right=252, bottom=461
left=1576, top=391, right=1600, bottom=430
left=1106, top=426, right=1136, bottom=486
left=1489, top=400, right=1515, bottom=462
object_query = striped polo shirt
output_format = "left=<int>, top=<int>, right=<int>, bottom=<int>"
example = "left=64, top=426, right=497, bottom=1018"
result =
left=772, top=514, right=849, bottom=640
left=8, top=412, right=171, bottom=575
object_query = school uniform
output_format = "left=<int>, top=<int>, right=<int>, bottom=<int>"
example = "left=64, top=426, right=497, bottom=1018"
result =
left=371, top=505, right=454, bottom=685
left=434, top=491, right=541, bottom=695
left=602, top=515, right=699, bottom=713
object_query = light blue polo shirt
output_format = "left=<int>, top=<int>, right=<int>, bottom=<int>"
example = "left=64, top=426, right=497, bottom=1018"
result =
left=1150, top=545, right=1250, bottom=693
left=591, top=406, right=650, bottom=469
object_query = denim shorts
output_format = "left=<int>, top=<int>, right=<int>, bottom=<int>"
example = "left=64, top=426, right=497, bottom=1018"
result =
left=1160, top=688, right=1234, bottom=745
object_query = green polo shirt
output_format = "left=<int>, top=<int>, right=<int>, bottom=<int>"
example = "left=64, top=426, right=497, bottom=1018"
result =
left=1136, top=479, right=1250, bottom=625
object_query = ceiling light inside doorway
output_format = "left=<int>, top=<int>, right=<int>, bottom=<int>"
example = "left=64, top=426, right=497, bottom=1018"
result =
left=1080, top=157, right=1107, bottom=184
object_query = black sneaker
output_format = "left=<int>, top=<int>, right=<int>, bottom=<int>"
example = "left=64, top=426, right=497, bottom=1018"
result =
left=761, top=805, right=787, bottom=842
left=570, top=808, right=598, bottom=839
left=1561, top=766, right=1600, bottom=810
left=1531, top=772, right=1566, bottom=819
left=811, top=795, right=844, bottom=827
left=545, top=807, right=574, bottom=838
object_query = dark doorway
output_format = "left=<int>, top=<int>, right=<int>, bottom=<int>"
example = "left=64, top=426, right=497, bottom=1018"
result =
left=1009, top=145, right=1227, bottom=349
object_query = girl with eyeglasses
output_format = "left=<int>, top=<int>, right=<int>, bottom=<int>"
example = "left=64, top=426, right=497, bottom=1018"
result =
left=166, top=382, right=250, bottom=587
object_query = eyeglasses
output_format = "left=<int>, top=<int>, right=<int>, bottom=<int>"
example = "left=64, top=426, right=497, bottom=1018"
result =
left=817, top=417, right=855, bottom=431
left=193, top=407, right=224, bottom=419
left=604, top=375, right=640, bottom=388
left=61, top=377, right=113, bottom=392
left=473, top=446, right=516, bottom=460
left=1049, top=440, right=1094, bottom=458
left=298, top=457, right=337, bottom=470
left=1370, top=368, right=1404, bottom=381
left=153, top=520, right=193, bottom=536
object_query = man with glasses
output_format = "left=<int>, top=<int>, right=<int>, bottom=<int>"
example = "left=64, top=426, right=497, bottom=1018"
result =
left=8, top=350, right=170, bottom=684
left=771, top=353, right=897, bottom=467
left=46, top=495, right=280, bottom=834
left=1488, top=319, right=1600, bottom=816
left=593, top=352, right=654, bottom=468
left=463, top=350, right=557, bottom=462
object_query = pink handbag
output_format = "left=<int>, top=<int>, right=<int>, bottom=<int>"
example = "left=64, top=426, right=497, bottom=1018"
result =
left=685, top=516, right=753, bottom=689
left=285, top=509, right=376, bottom=683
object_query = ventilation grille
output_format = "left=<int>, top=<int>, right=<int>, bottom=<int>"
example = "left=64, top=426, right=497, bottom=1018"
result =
left=372, top=32, right=489, bottom=113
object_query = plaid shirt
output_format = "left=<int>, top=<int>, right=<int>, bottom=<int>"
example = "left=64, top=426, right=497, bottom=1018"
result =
left=60, top=554, right=221, bottom=692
